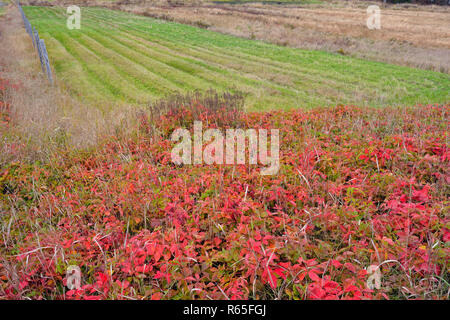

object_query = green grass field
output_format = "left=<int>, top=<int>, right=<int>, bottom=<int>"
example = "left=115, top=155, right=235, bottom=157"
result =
left=24, top=6, right=450, bottom=110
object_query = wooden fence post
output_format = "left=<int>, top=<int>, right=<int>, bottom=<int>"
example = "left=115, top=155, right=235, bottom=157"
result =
left=39, top=39, right=53, bottom=85
left=31, top=26, right=36, bottom=48
left=35, top=32, right=45, bottom=73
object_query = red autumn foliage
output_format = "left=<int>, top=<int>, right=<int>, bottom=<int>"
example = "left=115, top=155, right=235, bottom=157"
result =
left=0, top=77, right=448, bottom=300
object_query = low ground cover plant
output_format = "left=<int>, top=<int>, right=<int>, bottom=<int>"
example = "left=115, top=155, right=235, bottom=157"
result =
left=1, top=79, right=448, bottom=299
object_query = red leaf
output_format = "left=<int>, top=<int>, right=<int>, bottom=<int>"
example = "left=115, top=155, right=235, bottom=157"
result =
left=308, top=270, right=321, bottom=282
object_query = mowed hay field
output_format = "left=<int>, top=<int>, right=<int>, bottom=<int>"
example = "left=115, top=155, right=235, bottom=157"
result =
left=24, top=6, right=450, bottom=111
left=129, top=2, right=450, bottom=73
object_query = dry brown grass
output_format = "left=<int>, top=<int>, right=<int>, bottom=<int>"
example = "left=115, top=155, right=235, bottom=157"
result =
left=96, top=1, right=450, bottom=73
left=146, top=89, right=245, bottom=130
left=0, top=5, right=138, bottom=165
left=1, top=1, right=447, bottom=166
